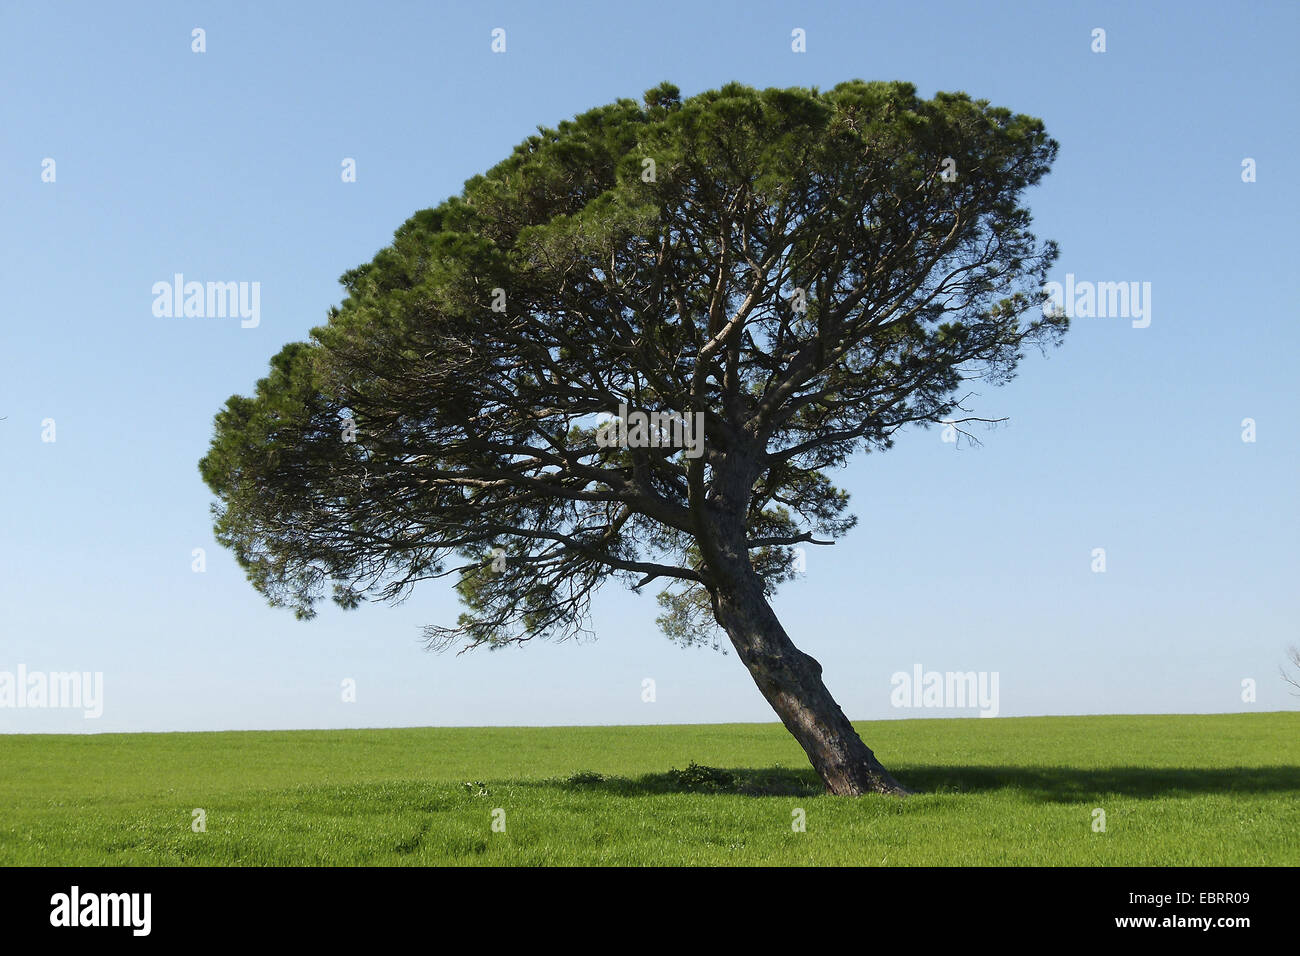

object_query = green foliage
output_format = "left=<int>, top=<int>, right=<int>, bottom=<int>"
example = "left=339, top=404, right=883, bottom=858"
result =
left=668, top=761, right=736, bottom=792
left=199, top=79, right=1064, bottom=649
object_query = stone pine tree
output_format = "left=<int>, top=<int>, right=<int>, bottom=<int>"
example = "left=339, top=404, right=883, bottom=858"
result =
left=200, top=81, right=1064, bottom=795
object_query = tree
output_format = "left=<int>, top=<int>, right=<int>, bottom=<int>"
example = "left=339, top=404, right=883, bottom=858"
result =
left=199, top=81, right=1064, bottom=795
left=1284, top=646, right=1300, bottom=695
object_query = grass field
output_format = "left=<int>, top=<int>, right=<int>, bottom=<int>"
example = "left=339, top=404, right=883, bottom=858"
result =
left=1, top=713, right=1296, bottom=866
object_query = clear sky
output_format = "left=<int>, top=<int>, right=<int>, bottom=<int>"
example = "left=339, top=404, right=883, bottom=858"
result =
left=2, top=0, right=1297, bottom=733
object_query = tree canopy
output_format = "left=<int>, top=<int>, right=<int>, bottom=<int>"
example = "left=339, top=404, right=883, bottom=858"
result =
left=200, top=78, right=1062, bottom=656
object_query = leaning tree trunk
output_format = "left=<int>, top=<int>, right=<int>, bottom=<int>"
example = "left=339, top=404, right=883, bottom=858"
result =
left=687, top=448, right=910, bottom=795
left=712, top=560, right=912, bottom=796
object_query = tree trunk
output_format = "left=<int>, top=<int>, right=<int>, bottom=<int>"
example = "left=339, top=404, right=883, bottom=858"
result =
left=713, top=565, right=912, bottom=796
left=686, top=449, right=909, bottom=796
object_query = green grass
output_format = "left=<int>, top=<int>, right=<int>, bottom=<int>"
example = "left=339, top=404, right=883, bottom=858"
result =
left=1, top=713, right=1296, bottom=865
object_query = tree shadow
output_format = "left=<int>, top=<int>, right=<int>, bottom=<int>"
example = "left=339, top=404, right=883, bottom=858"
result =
left=894, top=764, right=1300, bottom=802
left=537, top=764, right=1300, bottom=801
left=548, top=765, right=823, bottom=797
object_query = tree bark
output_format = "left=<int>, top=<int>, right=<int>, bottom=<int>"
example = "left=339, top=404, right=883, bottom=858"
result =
left=711, top=560, right=912, bottom=797
left=687, top=448, right=910, bottom=796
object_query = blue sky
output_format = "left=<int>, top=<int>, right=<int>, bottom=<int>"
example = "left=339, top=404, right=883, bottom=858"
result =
left=2, top=0, right=1297, bottom=733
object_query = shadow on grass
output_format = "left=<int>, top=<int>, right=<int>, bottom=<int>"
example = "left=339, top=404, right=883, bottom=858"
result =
left=548, top=765, right=824, bottom=797
left=538, top=764, right=1300, bottom=802
left=896, top=765, right=1300, bottom=802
